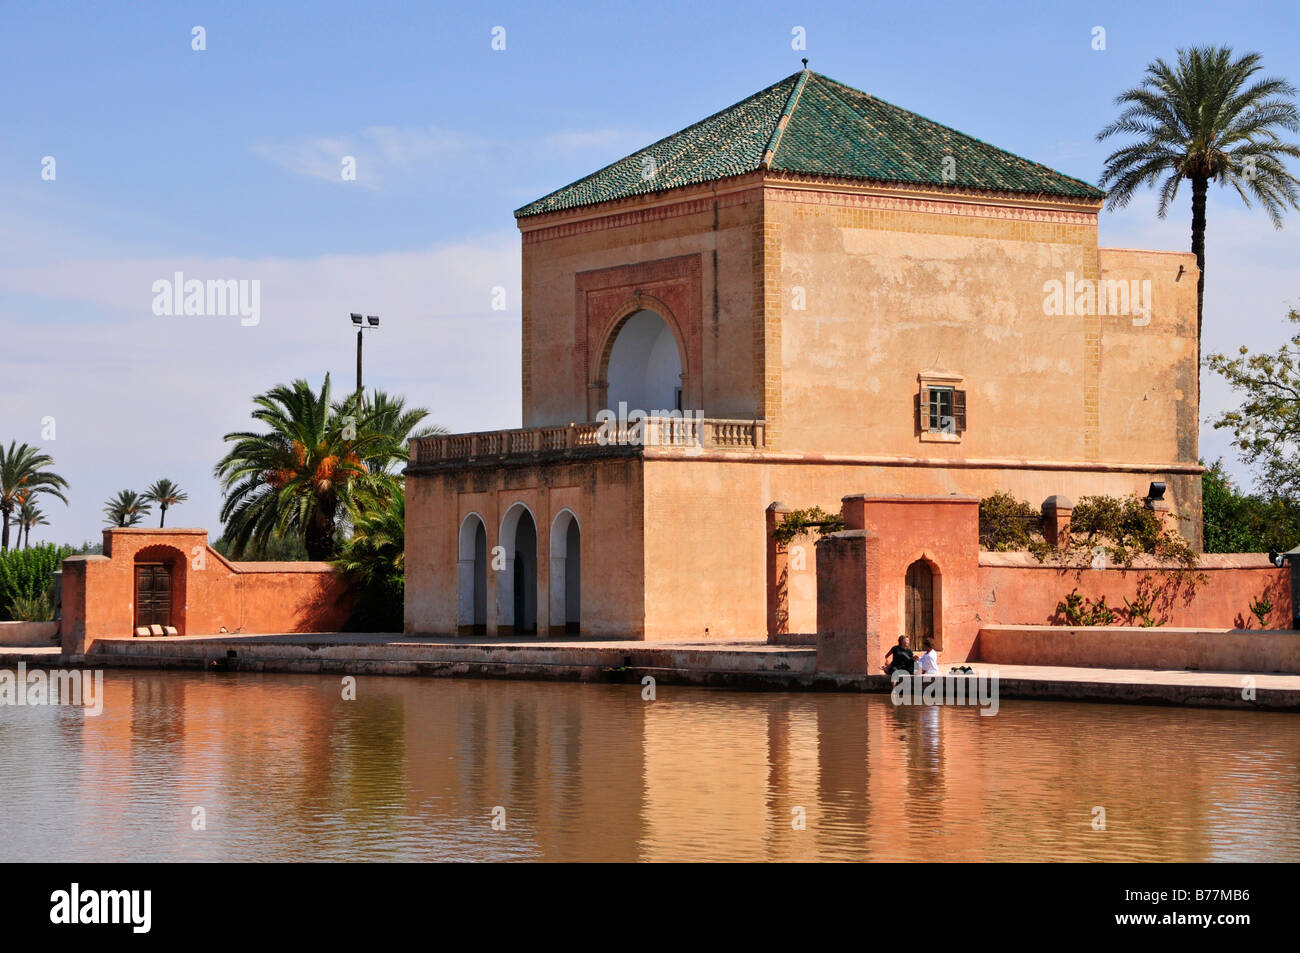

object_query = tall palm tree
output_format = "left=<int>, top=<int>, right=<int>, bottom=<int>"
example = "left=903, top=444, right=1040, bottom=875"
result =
left=215, top=374, right=432, bottom=560
left=0, top=441, right=69, bottom=551
left=142, top=478, right=188, bottom=528
left=103, top=490, right=151, bottom=528
left=1097, top=46, right=1300, bottom=364
left=16, top=500, right=48, bottom=549
left=343, top=390, right=447, bottom=477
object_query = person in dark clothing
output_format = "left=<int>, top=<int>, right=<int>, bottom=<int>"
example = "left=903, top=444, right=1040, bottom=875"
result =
left=882, top=635, right=915, bottom=677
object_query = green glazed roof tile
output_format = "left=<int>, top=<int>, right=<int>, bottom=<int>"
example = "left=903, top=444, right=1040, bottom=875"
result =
left=516, top=71, right=1104, bottom=218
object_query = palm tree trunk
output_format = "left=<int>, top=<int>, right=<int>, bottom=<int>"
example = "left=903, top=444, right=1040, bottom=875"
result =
left=160, top=505, right=166, bottom=528
left=1, top=513, right=9, bottom=552
left=1191, top=174, right=1208, bottom=403
left=305, top=500, right=337, bottom=560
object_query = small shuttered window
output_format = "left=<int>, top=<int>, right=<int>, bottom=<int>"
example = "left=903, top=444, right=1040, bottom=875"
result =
left=917, top=383, right=966, bottom=435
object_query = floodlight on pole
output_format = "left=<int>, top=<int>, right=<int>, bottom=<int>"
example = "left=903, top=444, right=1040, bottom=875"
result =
left=349, top=312, right=380, bottom=402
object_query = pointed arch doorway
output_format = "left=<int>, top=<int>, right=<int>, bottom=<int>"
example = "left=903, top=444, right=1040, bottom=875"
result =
left=549, top=510, right=581, bottom=636
left=457, top=514, right=488, bottom=635
left=499, top=504, right=538, bottom=636
left=905, top=559, right=936, bottom=649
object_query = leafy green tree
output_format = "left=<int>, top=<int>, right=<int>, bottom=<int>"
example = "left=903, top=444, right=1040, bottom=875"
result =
left=142, top=478, right=188, bottom=528
left=1208, top=306, right=1300, bottom=500
left=215, top=374, right=435, bottom=560
left=1097, top=46, right=1300, bottom=358
left=0, top=442, right=69, bottom=552
left=103, top=489, right=151, bottom=527
left=1201, top=459, right=1300, bottom=553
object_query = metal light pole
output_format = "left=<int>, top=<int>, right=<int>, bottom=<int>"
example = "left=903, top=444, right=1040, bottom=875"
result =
left=350, top=313, right=380, bottom=405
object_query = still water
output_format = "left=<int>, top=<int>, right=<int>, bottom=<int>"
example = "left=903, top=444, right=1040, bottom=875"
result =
left=1, top=670, right=1297, bottom=862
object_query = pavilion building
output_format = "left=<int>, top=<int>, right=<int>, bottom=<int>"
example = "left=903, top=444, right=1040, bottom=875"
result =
left=404, top=68, right=1199, bottom=642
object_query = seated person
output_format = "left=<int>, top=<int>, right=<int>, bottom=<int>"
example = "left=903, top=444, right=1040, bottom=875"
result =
left=882, top=635, right=915, bottom=677
left=915, top=639, right=940, bottom=674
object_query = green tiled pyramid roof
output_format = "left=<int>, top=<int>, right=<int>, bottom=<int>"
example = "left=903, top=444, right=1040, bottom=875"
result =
left=515, top=70, right=1104, bottom=218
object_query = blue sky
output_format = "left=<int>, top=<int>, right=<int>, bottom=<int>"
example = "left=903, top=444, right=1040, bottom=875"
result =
left=3, top=0, right=1300, bottom=545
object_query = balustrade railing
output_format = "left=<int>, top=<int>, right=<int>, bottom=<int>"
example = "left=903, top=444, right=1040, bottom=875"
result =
left=409, top=418, right=765, bottom=465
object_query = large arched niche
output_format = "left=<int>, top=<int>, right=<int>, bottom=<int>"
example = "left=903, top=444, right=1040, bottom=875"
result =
left=456, top=513, right=488, bottom=635
left=598, top=306, right=685, bottom=414
left=498, top=503, right=538, bottom=636
left=548, top=509, right=581, bottom=636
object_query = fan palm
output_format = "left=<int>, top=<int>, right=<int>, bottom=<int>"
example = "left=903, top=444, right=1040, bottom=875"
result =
left=142, top=478, right=188, bottom=528
left=16, top=500, right=49, bottom=549
left=103, top=490, right=151, bottom=527
left=335, top=488, right=407, bottom=631
left=215, top=373, right=433, bottom=560
left=336, top=488, right=406, bottom=585
left=1097, top=46, right=1300, bottom=362
left=0, top=442, right=69, bottom=551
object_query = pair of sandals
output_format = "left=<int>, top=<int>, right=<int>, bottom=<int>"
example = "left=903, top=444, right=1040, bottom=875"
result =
left=948, top=665, right=974, bottom=674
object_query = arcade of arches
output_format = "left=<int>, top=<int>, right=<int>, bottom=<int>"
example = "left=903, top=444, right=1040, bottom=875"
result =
left=458, top=506, right=581, bottom=637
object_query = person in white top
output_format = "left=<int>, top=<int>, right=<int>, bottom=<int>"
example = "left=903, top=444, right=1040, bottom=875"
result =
left=916, top=640, right=940, bottom=674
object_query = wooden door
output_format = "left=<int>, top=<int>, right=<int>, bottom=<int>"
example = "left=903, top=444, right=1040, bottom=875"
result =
left=134, top=563, right=172, bottom=628
left=905, top=560, right=933, bottom=648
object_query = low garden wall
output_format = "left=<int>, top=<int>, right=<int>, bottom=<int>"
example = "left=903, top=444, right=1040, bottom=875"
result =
left=979, top=552, right=1291, bottom=629
left=0, top=621, right=58, bottom=647
left=60, top=528, right=355, bottom=654
left=977, top=624, right=1300, bottom=674
left=814, top=495, right=1297, bottom=675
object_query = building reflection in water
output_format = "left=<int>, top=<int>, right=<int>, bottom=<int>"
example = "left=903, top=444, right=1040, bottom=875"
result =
left=1, top=671, right=1295, bottom=861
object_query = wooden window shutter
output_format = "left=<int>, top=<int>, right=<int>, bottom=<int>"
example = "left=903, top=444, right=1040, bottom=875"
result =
left=953, top=389, right=967, bottom=433
left=917, top=386, right=930, bottom=433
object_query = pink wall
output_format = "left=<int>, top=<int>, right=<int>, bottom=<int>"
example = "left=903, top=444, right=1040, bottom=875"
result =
left=843, top=495, right=983, bottom=662
left=979, top=553, right=1291, bottom=630
left=815, top=496, right=1296, bottom=674
left=978, top=625, right=1300, bottom=673
left=61, top=528, right=355, bottom=653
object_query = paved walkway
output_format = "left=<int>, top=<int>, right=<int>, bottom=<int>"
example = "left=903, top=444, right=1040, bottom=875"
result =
left=960, top=661, right=1299, bottom=691
left=4, top=634, right=1297, bottom=708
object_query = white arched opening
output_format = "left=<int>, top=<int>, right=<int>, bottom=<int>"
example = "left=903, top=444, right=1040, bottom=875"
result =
left=606, top=309, right=683, bottom=413
left=457, top=513, right=488, bottom=635
left=498, top=503, right=538, bottom=636
left=548, top=509, right=581, bottom=636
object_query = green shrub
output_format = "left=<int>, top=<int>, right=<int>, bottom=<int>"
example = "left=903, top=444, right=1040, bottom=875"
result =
left=1249, top=595, right=1274, bottom=628
left=8, top=591, right=53, bottom=622
left=335, top=490, right=406, bottom=632
left=772, top=506, right=844, bottom=546
left=1028, top=493, right=1200, bottom=572
left=0, top=544, right=72, bottom=621
left=979, top=492, right=1044, bottom=550
left=1054, top=588, right=1118, bottom=626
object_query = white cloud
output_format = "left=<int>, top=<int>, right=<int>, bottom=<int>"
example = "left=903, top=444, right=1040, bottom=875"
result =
left=250, top=126, right=484, bottom=188
left=251, top=124, right=647, bottom=188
